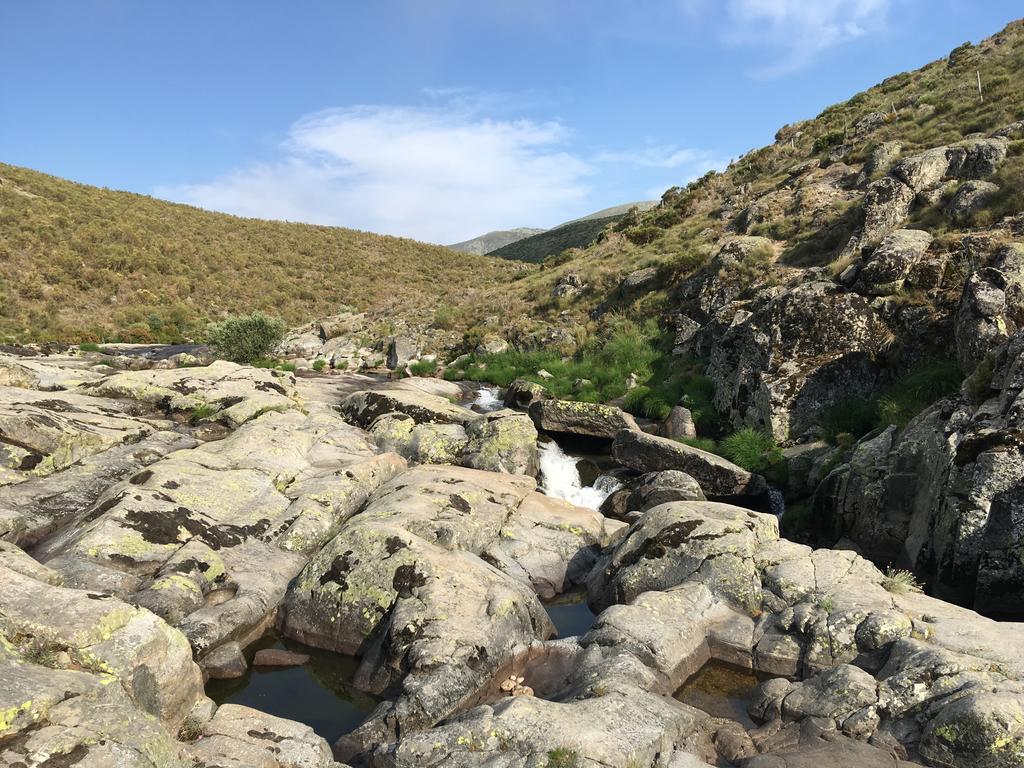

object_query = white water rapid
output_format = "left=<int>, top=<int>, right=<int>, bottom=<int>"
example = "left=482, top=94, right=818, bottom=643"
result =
left=537, top=439, right=622, bottom=510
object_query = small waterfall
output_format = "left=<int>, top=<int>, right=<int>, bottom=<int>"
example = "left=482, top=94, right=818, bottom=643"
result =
left=538, top=440, right=622, bottom=510
left=768, top=488, right=786, bottom=520
left=471, top=385, right=504, bottom=413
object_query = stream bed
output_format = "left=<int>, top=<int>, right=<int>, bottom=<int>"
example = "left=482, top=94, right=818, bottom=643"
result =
left=674, top=661, right=772, bottom=729
left=206, top=631, right=378, bottom=743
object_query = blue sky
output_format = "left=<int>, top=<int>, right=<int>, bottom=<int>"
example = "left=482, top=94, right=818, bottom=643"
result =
left=1, top=1, right=1020, bottom=243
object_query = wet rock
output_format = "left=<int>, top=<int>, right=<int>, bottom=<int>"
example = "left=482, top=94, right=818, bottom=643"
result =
left=612, top=430, right=767, bottom=496
left=504, top=378, right=548, bottom=409
left=253, top=648, right=310, bottom=667
left=529, top=399, right=640, bottom=440
left=202, top=640, right=248, bottom=679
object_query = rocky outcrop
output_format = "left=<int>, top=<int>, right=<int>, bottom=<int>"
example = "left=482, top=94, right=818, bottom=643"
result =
left=185, top=704, right=341, bottom=768
left=855, top=229, right=934, bottom=295
left=504, top=378, right=548, bottom=409
left=612, top=429, right=767, bottom=496
left=374, top=500, right=1024, bottom=768
left=814, top=329, right=1024, bottom=616
left=528, top=398, right=639, bottom=440
left=954, top=244, right=1024, bottom=373
left=947, top=179, right=1000, bottom=221
left=369, top=408, right=540, bottom=476
left=0, top=563, right=205, bottom=731
left=705, top=281, right=891, bottom=440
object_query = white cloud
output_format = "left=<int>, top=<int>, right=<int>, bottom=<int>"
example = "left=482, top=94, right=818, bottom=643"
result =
left=157, top=97, right=726, bottom=243
left=157, top=102, right=592, bottom=244
left=725, top=0, right=893, bottom=76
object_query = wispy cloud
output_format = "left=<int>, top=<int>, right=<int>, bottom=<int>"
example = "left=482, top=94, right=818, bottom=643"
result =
left=156, top=94, right=724, bottom=243
left=725, top=0, right=894, bottom=77
left=157, top=100, right=592, bottom=244
left=594, top=144, right=727, bottom=172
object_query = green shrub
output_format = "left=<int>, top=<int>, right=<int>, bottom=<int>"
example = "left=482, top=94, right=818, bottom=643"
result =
left=432, top=304, right=457, bottom=330
left=409, top=358, right=439, bottom=377
left=78, top=342, right=101, bottom=352
left=719, top=429, right=783, bottom=473
left=312, top=358, right=327, bottom=372
left=875, top=360, right=962, bottom=428
left=206, top=311, right=288, bottom=365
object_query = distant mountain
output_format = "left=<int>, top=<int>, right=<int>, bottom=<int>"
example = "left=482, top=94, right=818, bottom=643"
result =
left=447, top=227, right=546, bottom=255
left=557, top=201, right=658, bottom=226
left=479, top=202, right=655, bottom=266
left=486, top=201, right=657, bottom=263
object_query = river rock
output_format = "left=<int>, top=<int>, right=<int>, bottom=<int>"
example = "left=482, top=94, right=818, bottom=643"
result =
left=386, top=336, right=418, bottom=369
left=611, top=430, right=767, bottom=496
left=626, top=470, right=705, bottom=510
left=587, top=501, right=779, bottom=614
left=185, top=703, right=339, bottom=768
left=253, top=648, right=311, bottom=667
left=341, top=384, right=472, bottom=427
left=0, top=654, right=190, bottom=767
left=504, top=378, right=548, bottom=409
left=32, top=406, right=402, bottom=661
left=529, top=399, right=639, bottom=440
left=77, top=359, right=301, bottom=427
left=461, top=410, right=539, bottom=476
left=0, top=563, right=204, bottom=730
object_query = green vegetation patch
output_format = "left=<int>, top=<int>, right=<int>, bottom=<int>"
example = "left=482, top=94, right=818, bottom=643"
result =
left=207, top=311, right=287, bottom=365
left=820, top=359, right=963, bottom=444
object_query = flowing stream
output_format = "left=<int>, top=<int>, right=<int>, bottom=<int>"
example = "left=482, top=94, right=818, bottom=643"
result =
left=537, top=439, right=622, bottom=510
left=470, top=385, right=504, bottom=413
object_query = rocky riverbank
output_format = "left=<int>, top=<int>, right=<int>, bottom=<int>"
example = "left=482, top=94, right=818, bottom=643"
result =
left=1, top=344, right=1022, bottom=768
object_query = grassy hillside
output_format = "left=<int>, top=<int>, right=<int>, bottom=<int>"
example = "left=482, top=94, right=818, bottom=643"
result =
left=448, top=227, right=546, bottom=255
left=496, top=20, right=1024, bottom=319
left=0, top=164, right=522, bottom=343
